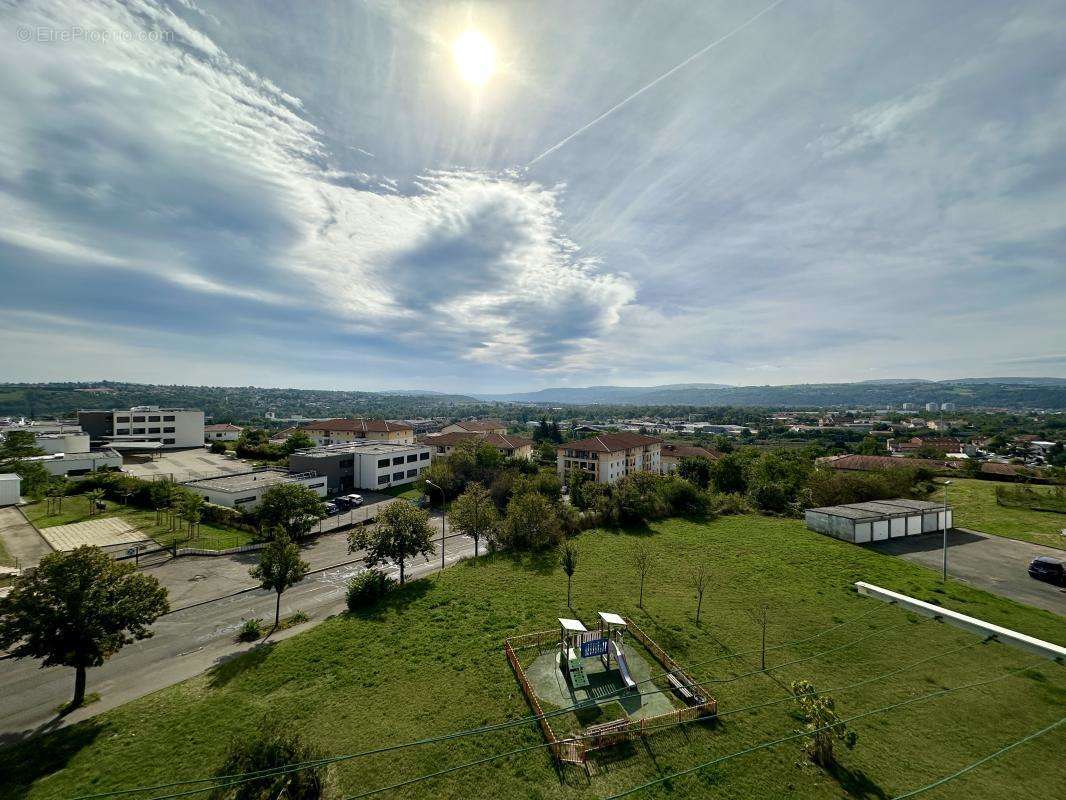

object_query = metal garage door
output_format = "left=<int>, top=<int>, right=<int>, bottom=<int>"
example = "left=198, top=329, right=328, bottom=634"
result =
left=890, top=517, right=906, bottom=538
left=906, top=515, right=922, bottom=535
left=854, top=522, right=872, bottom=544
left=872, top=520, right=889, bottom=541
left=922, top=512, right=938, bottom=532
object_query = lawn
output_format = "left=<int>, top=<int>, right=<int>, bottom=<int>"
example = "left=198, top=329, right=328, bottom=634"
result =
left=381, top=484, right=426, bottom=502
left=21, top=499, right=257, bottom=551
left=1, top=515, right=1064, bottom=800
left=940, top=478, right=1066, bottom=551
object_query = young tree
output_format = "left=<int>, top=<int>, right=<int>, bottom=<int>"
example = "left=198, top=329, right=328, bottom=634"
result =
left=789, top=680, right=858, bottom=767
left=46, top=481, right=67, bottom=515
left=691, top=564, right=709, bottom=625
left=86, top=488, right=105, bottom=517
left=560, top=541, right=578, bottom=608
left=447, top=482, right=499, bottom=557
left=250, top=531, right=309, bottom=629
left=257, top=483, right=327, bottom=540
left=750, top=602, right=770, bottom=670
left=633, top=543, right=652, bottom=608
left=180, top=493, right=205, bottom=538
left=0, top=546, right=169, bottom=709
left=349, top=502, right=435, bottom=585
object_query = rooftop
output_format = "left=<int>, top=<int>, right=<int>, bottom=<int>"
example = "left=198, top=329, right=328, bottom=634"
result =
left=559, top=432, right=662, bottom=453
left=183, top=468, right=316, bottom=493
left=421, top=431, right=533, bottom=449
left=299, top=418, right=412, bottom=433
left=807, top=498, right=951, bottom=520
left=449, top=419, right=507, bottom=432
left=661, top=443, right=721, bottom=460
left=294, top=441, right=428, bottom=457
left=204, top=423, right=243, bottom=431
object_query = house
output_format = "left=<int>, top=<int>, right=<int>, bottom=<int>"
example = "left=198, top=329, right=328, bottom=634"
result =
left=204, top=423, right=243, bottom=442
left=288, top=441, right=432, bottom=493
left=659, top=443, right=720, bottom=475
left=557, top=433, right=662, bottom=484
left=420, top=431, right=534, bottom=460
left=298, top=419, right=414, bottom=446
left=268, top=427, right=299, bottom=444
left=887, top=437, right=962, bottom=456
left=440, top=419, right=508, bottom=435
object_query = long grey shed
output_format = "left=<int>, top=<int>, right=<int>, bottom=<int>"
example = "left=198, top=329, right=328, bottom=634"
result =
left=804, top=498, right=952, bottom=544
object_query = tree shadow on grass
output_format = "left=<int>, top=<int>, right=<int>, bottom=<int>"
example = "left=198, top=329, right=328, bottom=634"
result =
left=346, top=576, right=433, bottom=621
left=503, top=549, right=558, bottom=576
left=208, top=641, right=276, bottom=689
left=827, top=761, right=888, bottom=799
left=0, top=720, right=104, bottom=797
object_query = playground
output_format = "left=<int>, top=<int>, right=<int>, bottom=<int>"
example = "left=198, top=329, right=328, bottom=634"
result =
left=505, top=612, right=716, bottom=764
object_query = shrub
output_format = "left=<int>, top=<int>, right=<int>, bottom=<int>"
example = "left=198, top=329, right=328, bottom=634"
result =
left=209, top=441, right=227, bottom=454
left=658, top=476, right=714, bottom=517
left=236, top=618, right=263, bottom=642
left=209, top=724, right=335, bottom=800
left=345, top=569, right=395, bottom=611
left=707, top=491, right=753, bottom=516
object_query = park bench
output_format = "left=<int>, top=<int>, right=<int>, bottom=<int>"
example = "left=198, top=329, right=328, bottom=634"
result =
left=667, top=673, right=695, bottom=704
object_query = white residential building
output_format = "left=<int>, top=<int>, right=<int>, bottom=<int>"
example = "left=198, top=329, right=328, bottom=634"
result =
left=204, top=423, right=243, bottom=442
left=557, top=433, right=662, bottom=484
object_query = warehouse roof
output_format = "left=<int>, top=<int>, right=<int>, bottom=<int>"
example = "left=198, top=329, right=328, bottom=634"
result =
left=807, top=498, right=951, bottom=520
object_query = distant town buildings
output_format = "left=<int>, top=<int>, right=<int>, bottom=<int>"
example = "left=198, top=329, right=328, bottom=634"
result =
left=298, top=419, right=415, bottom=446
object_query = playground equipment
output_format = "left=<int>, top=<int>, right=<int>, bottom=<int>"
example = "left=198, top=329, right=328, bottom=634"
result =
left=558, top=612, right=637, bottom=693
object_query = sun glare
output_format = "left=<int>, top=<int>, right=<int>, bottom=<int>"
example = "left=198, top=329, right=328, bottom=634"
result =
left=453, top=30, right=495, bottom=87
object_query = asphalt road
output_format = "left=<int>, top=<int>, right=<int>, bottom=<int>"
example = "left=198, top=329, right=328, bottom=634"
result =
left=0, top=526, right=476, bottom=743
left=867, top=528, right=1066, bottom=615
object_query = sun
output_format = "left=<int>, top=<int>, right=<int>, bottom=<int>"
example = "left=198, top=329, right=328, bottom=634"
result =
left=452, top=30, right=495, bottom=87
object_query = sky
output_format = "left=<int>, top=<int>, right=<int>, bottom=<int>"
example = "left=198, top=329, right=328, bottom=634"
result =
left=1, top=0, right=1064, bottom=393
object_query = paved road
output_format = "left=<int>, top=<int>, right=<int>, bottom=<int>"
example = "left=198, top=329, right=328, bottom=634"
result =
left=868, top=528, right=1066, bottom=615
left=0, top=523, right=475, bottom=743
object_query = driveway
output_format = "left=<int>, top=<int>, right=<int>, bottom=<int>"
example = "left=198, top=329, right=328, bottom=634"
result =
left=868, top=528, right=1066, bottom=615
left=0, top=506, right=52, bottom=570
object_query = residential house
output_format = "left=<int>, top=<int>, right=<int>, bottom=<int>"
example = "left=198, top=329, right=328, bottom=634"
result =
left=659, top=443, right=720, bottom=475
left=557, top=433, right=662, bottom=484
left=420, top=431, right=534, bottom=460
left=440, top=419, right=508, bottom=435
left=204, top=423, right=243, bottom=442
left=299, top=419, right=414, bottom=446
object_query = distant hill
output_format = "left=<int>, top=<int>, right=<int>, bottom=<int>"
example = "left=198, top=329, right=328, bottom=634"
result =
left=479, top=379, right=1066, bottom=409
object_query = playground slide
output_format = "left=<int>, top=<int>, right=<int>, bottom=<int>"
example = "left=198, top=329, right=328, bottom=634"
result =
left=611, top=641, right=637, bottom=691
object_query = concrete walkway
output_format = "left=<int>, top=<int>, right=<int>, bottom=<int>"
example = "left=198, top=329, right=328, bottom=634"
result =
left=0, top=506, right=52, bottom=570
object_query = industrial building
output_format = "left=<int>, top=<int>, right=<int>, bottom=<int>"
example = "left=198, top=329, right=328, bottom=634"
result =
left=182, top=468, right=327, bottom=511
left=22, top=449, right=124, bottom=478
left=0, top=473, right=20, bottom=506
left=287, top=441, right=431, bottom=493
left=78, top=407, right=205, bottom=449
left=804, top=499, right=953, bottom=544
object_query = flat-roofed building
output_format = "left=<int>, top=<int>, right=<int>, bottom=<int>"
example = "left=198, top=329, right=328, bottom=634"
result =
left=182, top=468, right=326, bottom=511
left=420, top=431, right=534, bottom=460
left=804, top=499, right=953, bottom=544
left=440, top=419, right=508, bottom=435
left=299, top=419, right=414, bottom=446
left=659, top=443, right=720, bottom=474
left=23, top=449, right=123, bottom=478
left=77, top=407, right=204, bottom=449
left=557, top=433, right=661, bottom=484
left=288, top=441, right=431, bottom=493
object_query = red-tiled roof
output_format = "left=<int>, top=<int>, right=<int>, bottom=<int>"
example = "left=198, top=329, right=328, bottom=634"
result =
left=557, top=432, right=662, bottom=453
left=422, top=431, right=533, bottom=450
left=450, top=419, right=508, bottom=432
left=204, top=423, right=242, bottom=431
left=300, top=418, right=412, bottom=433
left=661, top=443, right=721, bottom=461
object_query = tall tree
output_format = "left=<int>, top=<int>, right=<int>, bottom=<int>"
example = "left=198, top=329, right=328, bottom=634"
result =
left=349, top=502, right=435, bottom=585
left=499, top=491, right=562, bottom=551
left=250, top=531, right=309, bottom=628
left=279, top=429, right=314, bottom=455
left=447, top=483, right=498, bottom=557
left=0, top=430, right=44, bottom=460
left=560, top=541, right=578, bottom=608
left=256, top=483, right=326, bottom=540
left=789, top=680, right=858, bottom=767
left=633, top=543, right=652, bottom=609
left=676, top=456, right=713, bottom=489
left=0, top=546, right=169, bottom=708
left=691, top=564, right=709, bottom=625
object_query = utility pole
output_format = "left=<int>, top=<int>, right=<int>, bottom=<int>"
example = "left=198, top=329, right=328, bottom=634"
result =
left=426, top=480, right=446, bottom=569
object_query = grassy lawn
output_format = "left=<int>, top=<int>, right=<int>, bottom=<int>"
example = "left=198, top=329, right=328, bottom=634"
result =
left=1, top=515, right=1063, bottom=800
left=21, top=499, right=257, bottom=551
left=381, top=484, right=426, bottom=501
left=940, top=478, right=1066, bottom=550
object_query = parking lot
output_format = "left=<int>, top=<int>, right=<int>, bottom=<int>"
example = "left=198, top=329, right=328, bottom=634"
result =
left=869, top=528, right=1066, bottom=615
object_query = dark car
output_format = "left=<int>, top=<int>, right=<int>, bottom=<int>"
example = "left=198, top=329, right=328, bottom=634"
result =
left=1027, top=556, right=1065, bottom=586
left=324, top=502, right=339, bottom=515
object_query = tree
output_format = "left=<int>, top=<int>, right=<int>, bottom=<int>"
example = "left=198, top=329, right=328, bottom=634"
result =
left=180, top=492, right=205, bottom=538
left=46, top=480, right=68, bottom=515
left=789, top=680, right=858, bottom=767
left=256, top=483, right=327, bottom=540
left=750, top=602, right=770, bottom=670
left=710, top=453, right=747, bottom=494
left=208, top=441, right=227, bottom=455
left=279, top=429, right=314, bottom=455
left=676, top=456, right=713, bottom=489
left=250, top=531, right=309, bottom=628
left=0, top=430, right=44, bottom=460
left=499, top=491, right=562, bottom=551
left=349, top=502, right=435, bottom=585
left=0, top=546, right=169, bottom=708
left=854, top=436, right=884, bottom=455
left=560, top=541, right=578, bottom=608
left=633, top=543, right=652, bottom=608
left=447, top=483, right=499, bottom=557
left=691, top=564, right=709, bottom=624
left=8, top=460, right=52, bottom=499
left=86, top=488, right=105, bottom=517
left=209, top=723, right=335, bottom=800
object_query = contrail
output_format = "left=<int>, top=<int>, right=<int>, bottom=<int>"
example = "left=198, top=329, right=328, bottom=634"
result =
left=526, top=0, right=788, bottom=167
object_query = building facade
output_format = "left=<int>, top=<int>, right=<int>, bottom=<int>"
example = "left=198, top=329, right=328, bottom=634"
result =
left=440, top=419, right=508, bottom=435
left=298, top=419, right=415, bottom=446
left=420, top=431, right=534, bottom=460
left=77, top=407, right=205, bottom=449
left=288, top=441, right=431, bottom=493
left=23, top=450, right=123, bottom=478
left=557, top=433, right=662, bottom=484
left=182, top=468, right=327, bottom=510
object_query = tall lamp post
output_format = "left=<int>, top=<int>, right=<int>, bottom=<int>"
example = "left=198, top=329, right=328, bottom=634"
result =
left=941, top=480, right=952, bottom=582
left=426, top=480, right=446, bottom=569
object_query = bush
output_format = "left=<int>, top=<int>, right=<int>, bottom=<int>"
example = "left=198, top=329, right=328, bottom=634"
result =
left=658, top=476, right=714, bottom=517
left=236, top=618, right=263, bottom=641
left=209, top=724, right=335, bottom=800
left=346, top=569, right=395, bottom=611
left=707, top=491, right=753, bottom=516
left=209, top=441, right=227, bottom=454
left=748, top=481, right=792, bottom=514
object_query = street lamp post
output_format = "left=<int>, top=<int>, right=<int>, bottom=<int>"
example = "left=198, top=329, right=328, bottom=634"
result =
left=941, top=480, right=952, bottom=582
left=426, top=480, right=446, bottom=569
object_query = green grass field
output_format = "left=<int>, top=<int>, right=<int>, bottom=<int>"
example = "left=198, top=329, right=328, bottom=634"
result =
left=22, top=499, right=257, bottom=550
left=1, top=515, right=1063, bottom=800
left=941, top=478, right=1066, bottom=551
left=381, top=484, right=425, bottom=501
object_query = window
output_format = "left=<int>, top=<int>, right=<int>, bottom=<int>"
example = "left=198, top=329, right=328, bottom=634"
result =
left=163, top=438, right=175, bottom=444
left=393, top=471, right=404, bottom=480
left=116, top=428, right=129, bottom=435
left=132, top=428, right=145, bottom=434
left=116, top=416, right=130, bottom=423
left=378, top=475, right=388, bottom=485
left=163, top=415, right=175, bottom=421
left=377, top=458, right=389, bottom=468
left=133, top=416, right=145, bottom=422
left=406, top=454, right=417, bottom=463
left=406, top=469, right=417, bottom=478
left=309, top=482, right=325, bottom=490
left=234, top=496, right=256, bottom=505
left=419, top=451, right=429, bottom=460
left=148, top=427, right=161, bottom=434
left=148, top=416, right=161, bottom=422
left=392, top=456, right=404, bottom=465
left=163, top=427, right=175, bottom=433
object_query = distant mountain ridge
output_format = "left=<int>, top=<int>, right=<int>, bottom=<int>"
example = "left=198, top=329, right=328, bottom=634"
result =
left=478, top=378, right=1066, bottom=408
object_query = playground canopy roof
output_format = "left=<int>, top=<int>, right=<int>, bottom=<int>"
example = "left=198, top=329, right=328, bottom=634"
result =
left=558, top=618, right=588, bottom=633
left=598, top=611, right=626, bottom=627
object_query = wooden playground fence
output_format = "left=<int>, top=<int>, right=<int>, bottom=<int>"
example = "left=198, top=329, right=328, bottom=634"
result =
left=504, top=639, right=585, bottom=765
left=624, top=616, right=717, bottom=716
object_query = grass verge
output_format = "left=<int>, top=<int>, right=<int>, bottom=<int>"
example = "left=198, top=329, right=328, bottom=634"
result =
left=940, top=478, right=1066, bottom=550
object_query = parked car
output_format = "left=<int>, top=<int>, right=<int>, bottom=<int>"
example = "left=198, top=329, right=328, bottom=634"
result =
left=337, top=493, right=364, bottom=509
left=1027, top=556, right=1065, bottom=586
left=324, top=502, right=339, bottom=515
